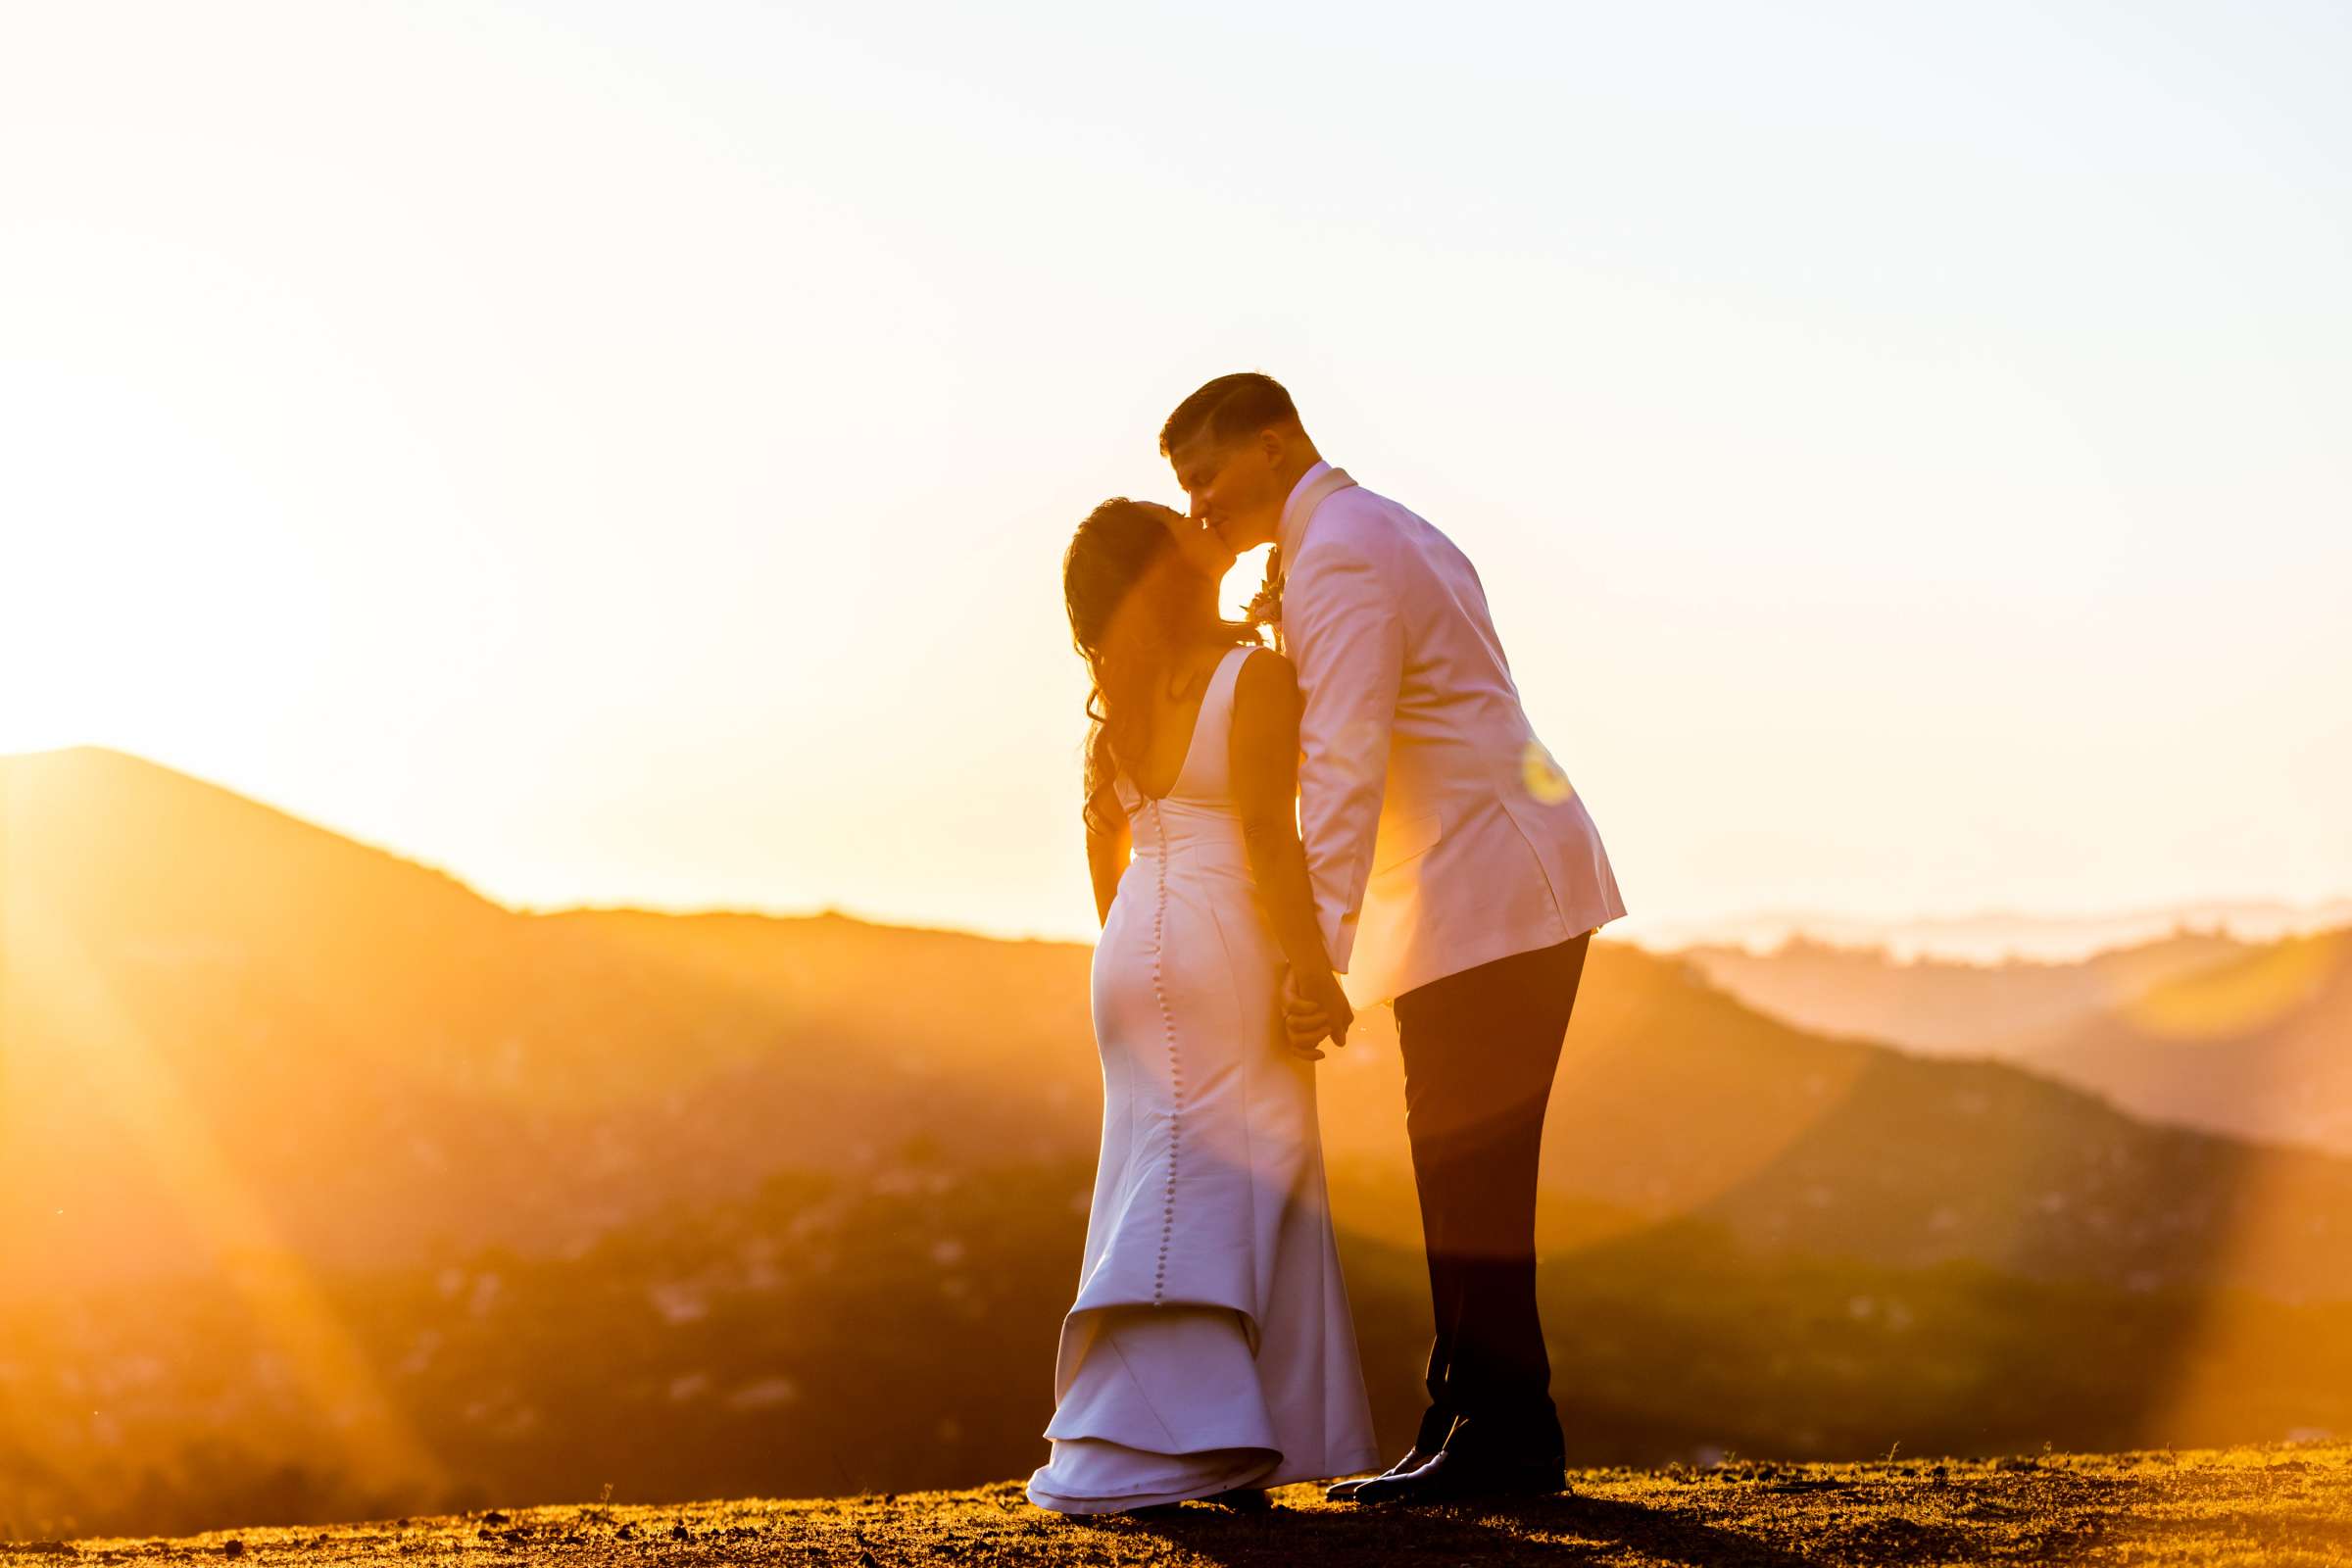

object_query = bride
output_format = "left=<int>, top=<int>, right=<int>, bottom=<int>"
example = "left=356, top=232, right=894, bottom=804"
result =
left=1026, top=498, right=1381, bottom=1514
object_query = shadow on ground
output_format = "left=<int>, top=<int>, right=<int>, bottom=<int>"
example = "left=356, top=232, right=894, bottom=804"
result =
left=1125, top=1491, right=1830, bottom=1567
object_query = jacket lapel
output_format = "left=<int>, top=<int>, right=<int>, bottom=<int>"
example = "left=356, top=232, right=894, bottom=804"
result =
left=1268, top=465, right=1357, bottom=656
left=1275, top=465, right=1357, bottom=587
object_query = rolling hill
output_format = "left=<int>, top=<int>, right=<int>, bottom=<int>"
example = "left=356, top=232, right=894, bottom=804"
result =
left=1686, top=930, right=2352, bottom=1156
left=10, top=745, right=2352, bottom=1301
left=7, top=745, right=2352, bottom=1540
left=2020, top=931, right=2352, bottom=1155
left=1681, top=935, right=2251, bottom=1057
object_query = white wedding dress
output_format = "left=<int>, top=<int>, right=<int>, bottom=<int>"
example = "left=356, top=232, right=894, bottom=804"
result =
left=1028, top=646, right=1380, bottom=1513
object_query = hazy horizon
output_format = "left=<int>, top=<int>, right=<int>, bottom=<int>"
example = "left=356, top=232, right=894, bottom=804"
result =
left=10, top=740, right=2348, bottom=963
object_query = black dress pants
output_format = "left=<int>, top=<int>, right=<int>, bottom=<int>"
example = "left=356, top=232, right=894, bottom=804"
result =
left=1392, top=932, right=1590, bottom=1461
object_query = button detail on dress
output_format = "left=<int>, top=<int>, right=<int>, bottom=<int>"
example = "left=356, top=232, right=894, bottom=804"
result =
left=1146, top=797, right=1183, bottom=1307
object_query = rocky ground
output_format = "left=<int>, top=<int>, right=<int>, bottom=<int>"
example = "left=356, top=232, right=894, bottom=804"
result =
left=10, top=1442, right=2348, bottom=1566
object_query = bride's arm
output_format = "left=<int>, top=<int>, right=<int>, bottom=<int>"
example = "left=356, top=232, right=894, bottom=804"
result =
left=1083, top=758, right=1131, bottom=926
left=1230, top=646, right=1353, bottom=1056
left=1082, top=724, right=1131, bottom=925
left=1085, top=809, right=1131, bottom=926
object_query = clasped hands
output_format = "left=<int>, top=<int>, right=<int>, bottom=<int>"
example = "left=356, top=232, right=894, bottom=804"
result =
left=1281, top=967, right=1353, bottom=1061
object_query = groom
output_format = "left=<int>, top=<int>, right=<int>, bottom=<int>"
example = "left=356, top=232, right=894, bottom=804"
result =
left=1162, top=372, right=1626, bottom=1504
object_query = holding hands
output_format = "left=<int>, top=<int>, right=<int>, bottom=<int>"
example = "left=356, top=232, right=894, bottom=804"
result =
left=1282, top=966, right=1352, bottom=1060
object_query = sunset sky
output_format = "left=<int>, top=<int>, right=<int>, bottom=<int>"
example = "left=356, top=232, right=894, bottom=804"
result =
left=4, top=0, right=2347, bottom=949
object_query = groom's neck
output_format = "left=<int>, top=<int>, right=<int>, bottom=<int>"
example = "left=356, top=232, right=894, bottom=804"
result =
left=1268, top=443, right=1323, bottom=513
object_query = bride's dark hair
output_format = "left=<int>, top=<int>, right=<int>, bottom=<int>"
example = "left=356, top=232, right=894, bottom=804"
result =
left=1063, top=499, right=1257, bottom=833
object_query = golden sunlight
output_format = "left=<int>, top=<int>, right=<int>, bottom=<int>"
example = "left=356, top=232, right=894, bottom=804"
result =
left=2124, top=934, right=2341, bottom=1041
left=2, top=893, right=446, bottom=1494
left=1219, top=543, right=1274, bottom=626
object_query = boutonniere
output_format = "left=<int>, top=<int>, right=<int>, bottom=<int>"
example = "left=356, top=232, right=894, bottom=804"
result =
left=1243, top=545, right=1284, bottom=631
left=1244, top=582, right=1283, bottom=630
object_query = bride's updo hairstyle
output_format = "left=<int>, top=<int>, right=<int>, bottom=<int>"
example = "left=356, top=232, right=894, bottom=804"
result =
left=1063, top=498, right=1256, bottom=833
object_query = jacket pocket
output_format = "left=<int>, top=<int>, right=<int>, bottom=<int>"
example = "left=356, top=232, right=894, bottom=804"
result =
left=1371, top=809, right=1444, bottom=877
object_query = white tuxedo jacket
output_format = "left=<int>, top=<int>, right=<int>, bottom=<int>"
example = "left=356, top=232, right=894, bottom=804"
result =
left=1276, top=462, right=1626, bottom=1006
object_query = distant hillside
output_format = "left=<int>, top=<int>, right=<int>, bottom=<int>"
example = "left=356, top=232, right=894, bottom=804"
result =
left=0, top=749, right=1079, bottom=1297
left=2021, top=931, right=2352, bottom=1155
left=1686, top=930, right=2352, bottom=1156
left=9, top=747, right=2352, bottom=1542
left=1682, top=934, right=2249, bottom=1055
left=34, top=1443, right=2352, bottom=1568
left=8, top=745, right=2352, bottom=1303
left=563, top=906, right=2352, bottom=1301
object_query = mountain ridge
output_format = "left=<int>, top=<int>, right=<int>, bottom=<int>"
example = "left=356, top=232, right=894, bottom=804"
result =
left=9, top=745, right=2352, bottom=1301
left=1686, top=927, right=2352, bottom=1156
left=9, top=747, right=2352, bottom=1541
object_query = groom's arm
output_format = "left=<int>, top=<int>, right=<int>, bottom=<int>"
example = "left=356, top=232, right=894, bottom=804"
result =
left=1283, top=538, right=1404, bottom=972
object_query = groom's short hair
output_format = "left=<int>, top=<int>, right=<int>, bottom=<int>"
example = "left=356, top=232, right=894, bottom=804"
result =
left=1159, top=372, right=1300, bottom=459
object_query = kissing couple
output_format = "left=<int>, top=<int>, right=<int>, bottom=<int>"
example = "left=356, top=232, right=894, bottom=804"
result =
left=1027, top=373, right=1627, bottom=1513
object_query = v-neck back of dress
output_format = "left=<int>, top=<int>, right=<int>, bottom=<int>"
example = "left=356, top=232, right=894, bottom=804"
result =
left=1116, top=644, right=1251, bottom=813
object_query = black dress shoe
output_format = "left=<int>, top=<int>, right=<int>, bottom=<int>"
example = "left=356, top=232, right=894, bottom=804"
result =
left=1349, top=1447, right=1568, bottom=1506
left=1204, top=1486, right=1272, bottom=1512
left=1326, top=1447, right=1437, bottom=1502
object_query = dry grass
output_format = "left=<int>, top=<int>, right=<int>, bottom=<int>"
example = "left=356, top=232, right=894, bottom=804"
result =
left=17, top=1443, right=2349, bottom=1566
